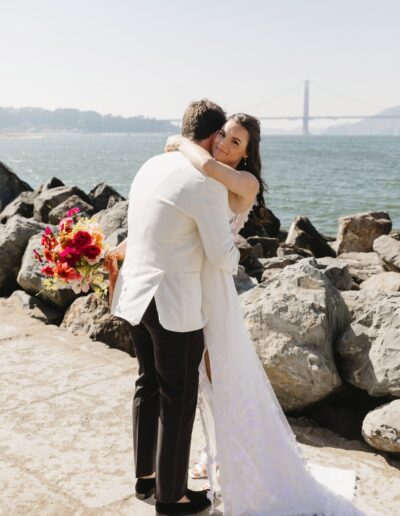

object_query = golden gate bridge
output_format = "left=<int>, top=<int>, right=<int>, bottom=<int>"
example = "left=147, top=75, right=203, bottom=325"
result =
left=164, top=80, right=400, bottom=135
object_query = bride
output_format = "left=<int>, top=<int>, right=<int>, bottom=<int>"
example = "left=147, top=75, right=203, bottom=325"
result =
left=164, top=114, right=366, bottom=516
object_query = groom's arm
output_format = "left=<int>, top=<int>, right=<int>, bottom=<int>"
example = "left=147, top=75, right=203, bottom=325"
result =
left=190, top=179, right=240, bottom=274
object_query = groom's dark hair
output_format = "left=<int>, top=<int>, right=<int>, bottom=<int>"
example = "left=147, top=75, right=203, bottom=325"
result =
left=181, top=99, right=226, bottom=141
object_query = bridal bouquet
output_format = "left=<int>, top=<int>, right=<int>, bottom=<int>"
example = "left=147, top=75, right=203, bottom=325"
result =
left=33, top=207, right=109, bottom=298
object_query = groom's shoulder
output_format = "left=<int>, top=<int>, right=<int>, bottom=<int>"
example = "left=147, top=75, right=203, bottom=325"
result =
left=140, top=151, right=192, bottom=170
left=134, top=152, right=227, bottom=198
left=136, top=152, right=197, bottom=179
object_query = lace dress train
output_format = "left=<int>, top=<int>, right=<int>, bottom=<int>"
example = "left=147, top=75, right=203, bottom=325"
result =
left=197, top=212, right=365, bottom=516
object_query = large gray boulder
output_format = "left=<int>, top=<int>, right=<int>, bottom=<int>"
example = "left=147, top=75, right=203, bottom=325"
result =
left=35, top=177, right=65, bottom=195
left=105, top=228, right=128, bottom=249
left=0, top=191, right=36, bottom=224
left=362, top=400, right=400, bottom=453
left=337, top=293, right=400, bottom=397
left=94, top=200, right=128, bottom=238
left=0, top=161, right=32, bottom=211
left=277, top=243, right=313, bottom=258
left=315, top=256, right=354, bottom=291
left=261, top=254, right=304, bottom=282
left=48, top=195, right=95, bottom=225
left=246, top=236, right=279, bottom=258
left=360, top=272, right=400, bottom=294
left=235, top=234, right=253, bottom=263
left=240, top=258, right=350, bottom=411
left=373, top=235, right=400, bottom=272
left=239, top=206, right=281, bottom=239
left=88, top=182, right=125, bottom=212
left=341, top=290, right=387, bottom=322
left=33, top=186, right=90, bottom=222
left=61, top=293, right=135, bottom=355
left=9, top=289, right=62, bottom=325
left=286, top=216, right=336, bottom=258
left=334, top=252, right=385, bottom=284
left=17, top=234, right=78, bottom=309
left=261, top=254, right=304, bottom=271
left=0, top=215, right=45, bottom=295
left=336, top=211, right=392, bottom=254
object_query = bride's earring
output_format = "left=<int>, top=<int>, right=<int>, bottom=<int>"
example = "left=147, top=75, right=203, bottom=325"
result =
left=243, top=156, right=247, bottom=167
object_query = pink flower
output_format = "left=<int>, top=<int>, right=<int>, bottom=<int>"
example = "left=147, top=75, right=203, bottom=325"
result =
left=66, top=207, right=80, bottom=217
left=71, top=231, right=92, bottom=250
left=59, top=246, right=81, bottom=267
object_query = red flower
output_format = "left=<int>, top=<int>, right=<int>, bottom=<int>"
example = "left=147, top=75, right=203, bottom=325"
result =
left=54, top=262, right=81, bottom=281
left=41, top=234, right=49, bottom=247
left=66, top=207, right=80, bottom=217
left=45, top=226, right=53, bottom=236
left=41, top=265, right=54, bottom=276
left=83, top=244, right=101, bottom=260
left=41, top=233, right=57, bottom=250
left=59, top=246, right=81, bottom=267
left=72, top=231, right=92, bottom=249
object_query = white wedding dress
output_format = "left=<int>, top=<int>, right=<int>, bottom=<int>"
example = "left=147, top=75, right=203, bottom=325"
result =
left=197, top=208, right=366, bottom=516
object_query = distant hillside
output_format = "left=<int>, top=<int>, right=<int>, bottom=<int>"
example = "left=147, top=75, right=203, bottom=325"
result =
left=326, top=105, right=400, bottom=135
left=0, top=107, right=176, bottom=133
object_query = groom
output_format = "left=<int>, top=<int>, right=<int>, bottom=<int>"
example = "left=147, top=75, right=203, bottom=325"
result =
left=110, top=99, right=240, bottom=514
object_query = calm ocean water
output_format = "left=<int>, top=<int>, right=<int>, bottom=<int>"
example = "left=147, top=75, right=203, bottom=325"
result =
left=0, top=133, right=399, bottom=235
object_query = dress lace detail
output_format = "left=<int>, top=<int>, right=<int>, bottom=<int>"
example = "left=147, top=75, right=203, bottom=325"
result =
left=229, top=208, right=251, bottom=237
left=197, top=207, right=365, bottom=515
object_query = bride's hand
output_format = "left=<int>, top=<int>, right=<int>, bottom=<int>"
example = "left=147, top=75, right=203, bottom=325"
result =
left=164, top=134, right=183, bottom=153
left=104, top=251, right=120, bottom=306
left=104, top=251, right=119, bottom=272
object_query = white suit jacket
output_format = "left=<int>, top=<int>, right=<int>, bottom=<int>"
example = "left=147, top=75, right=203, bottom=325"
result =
left=111, top=151, right=240, bottom=332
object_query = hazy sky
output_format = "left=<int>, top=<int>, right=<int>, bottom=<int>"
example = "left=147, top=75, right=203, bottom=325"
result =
left=1, top=0, right=399, bottom=124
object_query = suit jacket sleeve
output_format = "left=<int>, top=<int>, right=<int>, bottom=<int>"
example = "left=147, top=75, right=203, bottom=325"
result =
left=190, top=178, right=240, bottom=274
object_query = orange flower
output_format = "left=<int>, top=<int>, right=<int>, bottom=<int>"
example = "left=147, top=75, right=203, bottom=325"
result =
left=44, top=249, right=54, bottom=262
left=54, top=262, right=81, bottom=281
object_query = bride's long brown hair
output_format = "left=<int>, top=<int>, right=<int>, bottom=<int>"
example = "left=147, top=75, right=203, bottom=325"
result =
left=229, top=113, right=268, bottom=220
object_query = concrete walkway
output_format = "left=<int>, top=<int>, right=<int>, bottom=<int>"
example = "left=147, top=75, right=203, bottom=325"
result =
left=1, top=295, right=400, bottom=515
left=0, top=297, right=213, bottom=515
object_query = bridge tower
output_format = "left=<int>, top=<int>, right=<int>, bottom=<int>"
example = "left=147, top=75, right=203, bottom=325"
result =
left=303, top=80, right=310, bottom=135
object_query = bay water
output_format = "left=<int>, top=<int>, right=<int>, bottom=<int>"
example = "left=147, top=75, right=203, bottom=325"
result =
left=0, top=133, right=398, bottom=235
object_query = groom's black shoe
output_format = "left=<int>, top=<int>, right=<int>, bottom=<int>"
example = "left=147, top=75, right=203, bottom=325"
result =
left=155, top=488, right=211, bottom=515
left=135, top=477, right=155, bottom=500
left=186, top=487, right=211, bottom=500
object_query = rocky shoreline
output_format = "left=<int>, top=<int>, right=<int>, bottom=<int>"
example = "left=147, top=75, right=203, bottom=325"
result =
left=1, top=159, right=400, bottom=462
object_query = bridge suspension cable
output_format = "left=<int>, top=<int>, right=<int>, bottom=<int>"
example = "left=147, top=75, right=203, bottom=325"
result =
left=309, top=80, right=384, bottom=111
left=246, top=80, right=304, bottom=112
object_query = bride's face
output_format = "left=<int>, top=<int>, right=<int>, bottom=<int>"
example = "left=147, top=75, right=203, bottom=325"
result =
left=212, top=120, right=249, bottom=168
